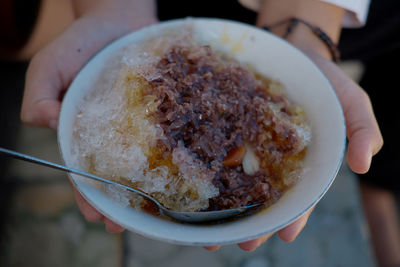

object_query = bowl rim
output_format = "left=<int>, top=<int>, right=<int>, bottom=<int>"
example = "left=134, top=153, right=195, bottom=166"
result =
left=57, top=17, right=346, bottom=246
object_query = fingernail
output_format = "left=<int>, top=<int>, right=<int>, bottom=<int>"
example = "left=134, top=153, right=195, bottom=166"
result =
left=238, top=240, right=259, bottom=251
left=49, top=119, right=58, bottom=130
left=204, top=246, right=221, bottom=251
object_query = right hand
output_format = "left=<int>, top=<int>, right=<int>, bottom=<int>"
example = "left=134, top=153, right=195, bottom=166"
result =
left=207, top=50, right=384, bottom=252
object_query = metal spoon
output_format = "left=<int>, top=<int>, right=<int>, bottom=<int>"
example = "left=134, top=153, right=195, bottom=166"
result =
left=0, top=147, right=261, bottom=223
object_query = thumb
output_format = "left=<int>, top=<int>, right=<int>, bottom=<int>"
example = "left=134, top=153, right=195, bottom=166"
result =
left=22, top=99, right=61, bottom=130
left=306, top=52, right=383, bottom=174
left=21, top=18, right=99, bottom=129
left=21, top=51, right=63, bottom=129
left=344, top=89, right=382, bottom=173
left=21, top=16, right=130, bottom=129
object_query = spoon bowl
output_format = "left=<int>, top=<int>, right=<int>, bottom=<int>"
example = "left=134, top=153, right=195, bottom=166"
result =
left=0, top=147, right=261, bottom=223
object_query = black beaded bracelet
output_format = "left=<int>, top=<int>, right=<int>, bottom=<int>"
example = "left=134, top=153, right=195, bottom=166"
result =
left=263, top=17, right=340, bottom=62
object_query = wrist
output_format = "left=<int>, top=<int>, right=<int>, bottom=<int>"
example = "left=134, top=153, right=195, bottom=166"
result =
left=283, top=19, right=338, bottom=61
left=257, top=0, right=344, bottom=60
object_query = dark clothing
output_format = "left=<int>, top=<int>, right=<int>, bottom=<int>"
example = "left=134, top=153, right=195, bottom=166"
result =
left=0, top=60, right=26, bottom=254
left=0, top=0, right=36, bottom=248
left=0, top=0, right=41, bottom=55
left=354, top=52, right=400, bottom=192
left=340, top=0, right=400, bottom=62
left=157, top=0, right=256, bottom=25
left=339, top=1, right=400, bottom=192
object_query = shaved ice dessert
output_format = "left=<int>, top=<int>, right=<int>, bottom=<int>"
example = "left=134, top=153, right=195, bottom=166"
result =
left=71, top=30, right=311, bottom=213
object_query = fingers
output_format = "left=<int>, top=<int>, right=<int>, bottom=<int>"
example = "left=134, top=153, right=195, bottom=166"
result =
left=103, top=218, right=125, bottom=233
left=21, top=53, right=63, bottom=129
left=204, top=234, right=272, bottom=252
left=21, top=99, right=61, bottom=130
left=204, top=246, right=221, bottom=251
left=204, top=232, right=273, bottom=252
left=237, top=232, right=274, bottom=252
left=278, top=206, right=314, bottom=242
left=205, top=206, right=314, bottom=252
left=71, top=183, right=103, bottom=222
left=70, top=181, right=125, bottom=233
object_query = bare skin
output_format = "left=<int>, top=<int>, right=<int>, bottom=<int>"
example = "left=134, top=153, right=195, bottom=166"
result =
left=21, top=0, right=383, bottom=252
left=360, top=183, right=400, bottom=267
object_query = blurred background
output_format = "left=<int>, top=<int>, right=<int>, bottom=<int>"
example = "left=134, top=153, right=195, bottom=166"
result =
left=0, top=0, right=395, bottom=266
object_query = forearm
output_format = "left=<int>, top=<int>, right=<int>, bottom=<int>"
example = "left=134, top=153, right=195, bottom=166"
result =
left=256, top=0, right=344, bottom=60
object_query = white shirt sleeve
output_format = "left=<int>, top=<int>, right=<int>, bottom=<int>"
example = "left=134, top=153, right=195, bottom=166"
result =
left=238, top=0, right=371, bottom=28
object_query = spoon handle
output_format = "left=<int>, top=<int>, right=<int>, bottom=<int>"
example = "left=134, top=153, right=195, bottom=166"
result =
left=0, top=147, right=157, bottom=204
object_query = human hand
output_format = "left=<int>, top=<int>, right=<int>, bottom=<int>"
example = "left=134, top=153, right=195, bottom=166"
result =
left=205, top=50, right=383, bottom=252
left=218, top=0, right=378, bottom=252
left=21, top=0, right=157, bottom=233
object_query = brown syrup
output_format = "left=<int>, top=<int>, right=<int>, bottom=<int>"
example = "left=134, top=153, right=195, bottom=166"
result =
left=115, top=45, right=309, bottom=220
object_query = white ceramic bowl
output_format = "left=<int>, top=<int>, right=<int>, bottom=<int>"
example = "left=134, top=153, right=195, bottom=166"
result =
left=58, top=18, right=345, bottom=246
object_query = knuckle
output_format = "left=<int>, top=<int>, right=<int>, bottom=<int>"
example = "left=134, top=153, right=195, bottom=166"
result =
left=20, top=106, right=34, bottom=125
left=20, top=102, right=43, bottom=127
